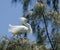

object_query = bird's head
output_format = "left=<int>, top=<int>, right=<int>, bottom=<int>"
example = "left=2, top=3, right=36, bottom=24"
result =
left=19, top=17, right=28, bottom=24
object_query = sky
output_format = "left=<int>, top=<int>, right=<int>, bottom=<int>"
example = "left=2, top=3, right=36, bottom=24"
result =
left=0, top=0, right=36, bottom=41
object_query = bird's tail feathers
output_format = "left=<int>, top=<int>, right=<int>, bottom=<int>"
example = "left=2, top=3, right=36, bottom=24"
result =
left=9, top=24, right=15, bottom=28
left=9, top=24, right=12, bottom=27
left=8, top=24, right=13, bottom=32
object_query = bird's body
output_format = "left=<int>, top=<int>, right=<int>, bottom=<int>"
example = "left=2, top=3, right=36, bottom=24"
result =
left=9, top=24, right=28, bottom=35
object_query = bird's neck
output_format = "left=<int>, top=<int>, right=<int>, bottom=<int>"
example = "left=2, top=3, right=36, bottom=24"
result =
left=24, top=23, right=32, bottom=34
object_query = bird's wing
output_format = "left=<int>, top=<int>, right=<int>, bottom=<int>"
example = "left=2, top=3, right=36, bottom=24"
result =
left=9, top=24, right=28, bottom=33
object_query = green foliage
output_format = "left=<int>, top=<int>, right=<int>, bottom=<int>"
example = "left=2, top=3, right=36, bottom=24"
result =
left=0, top=37, right=48, bottom=50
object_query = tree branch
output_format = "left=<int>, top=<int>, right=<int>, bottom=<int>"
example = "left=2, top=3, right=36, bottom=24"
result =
left=43, top=15, right=55, bottom=50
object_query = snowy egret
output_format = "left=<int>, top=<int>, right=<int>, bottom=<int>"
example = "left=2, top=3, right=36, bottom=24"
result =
left=8, top=17, right=32, bottom=36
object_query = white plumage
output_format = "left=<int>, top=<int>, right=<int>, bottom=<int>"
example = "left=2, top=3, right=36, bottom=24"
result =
left=19, top=17, right=27, bottom=24
left=8, top=17, right=32, bottom=36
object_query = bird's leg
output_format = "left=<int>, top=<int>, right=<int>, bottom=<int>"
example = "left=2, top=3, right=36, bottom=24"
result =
left=24, top=33, right=27, bottom=38
left=19, top=34, right=22, bottom=38
left=17, top=34, right=19, bottom=38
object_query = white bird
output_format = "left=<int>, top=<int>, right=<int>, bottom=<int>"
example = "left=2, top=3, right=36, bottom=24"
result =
left=8, top=17, right=32, bottom=36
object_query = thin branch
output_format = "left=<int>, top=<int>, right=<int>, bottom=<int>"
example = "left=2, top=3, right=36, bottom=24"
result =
left=43, top=15, right=55, bottom=50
